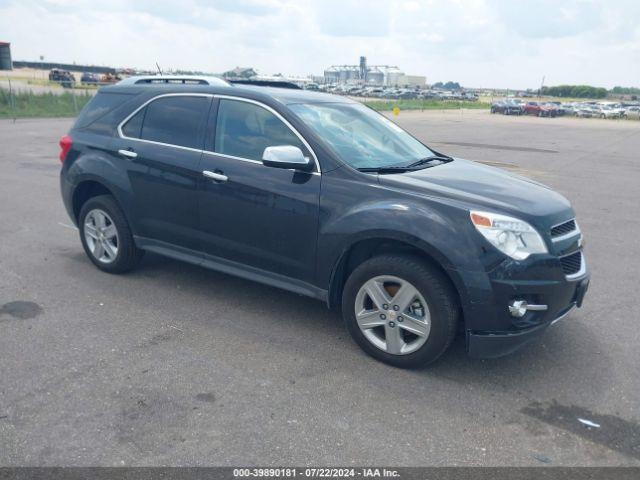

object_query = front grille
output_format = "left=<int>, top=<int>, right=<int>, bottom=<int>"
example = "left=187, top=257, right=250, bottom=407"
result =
left=551, top=219, right=577, bottom=238
left=560, top=251, right=582, bottom=276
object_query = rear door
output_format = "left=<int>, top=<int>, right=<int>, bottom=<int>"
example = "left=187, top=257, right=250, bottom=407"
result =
left=112, top=94, right=212, bottom=251
left=197, top=97, right=321, bottom=285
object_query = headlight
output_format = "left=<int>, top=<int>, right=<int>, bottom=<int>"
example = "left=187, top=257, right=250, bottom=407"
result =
left=470, top=211, right=548, bottom=260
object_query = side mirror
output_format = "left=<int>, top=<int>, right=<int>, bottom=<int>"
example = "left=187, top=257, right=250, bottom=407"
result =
left=262, top=146, right=313, bottom=172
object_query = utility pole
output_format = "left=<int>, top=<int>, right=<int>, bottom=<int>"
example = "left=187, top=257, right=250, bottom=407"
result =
left=539, top=75, right=545, bottom=99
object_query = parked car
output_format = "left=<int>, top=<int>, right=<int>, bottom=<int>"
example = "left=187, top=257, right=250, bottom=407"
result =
left=574, top=104, right=597, bottom=118
left=100, top=73, right=122, bottom=84
left=595, top=103, right=625, bottom=119
left=624, top=106, right=640, bottom=119
left=81, top=72, right=100, bottom=85
left=546, top=102, right=566, bottom=116
left=418, top=90, right=439, bottom=99
left=49, top=68, right=75, bottom=88
left=490, top=100, right=522, bottom=115
left=366, top=88, right=385, bottom=98
left=523, top=102, right=556, bottom=117
left=59, top=77, right=589, bottom=368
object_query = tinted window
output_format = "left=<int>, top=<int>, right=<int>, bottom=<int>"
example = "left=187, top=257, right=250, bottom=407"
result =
left=122, top=108, right=144, bottom=138
left=214, top=99, right=304, bottom=161
left=139, top=96, right=209, bottom=149
left=75, top=92, right=132, bottom=128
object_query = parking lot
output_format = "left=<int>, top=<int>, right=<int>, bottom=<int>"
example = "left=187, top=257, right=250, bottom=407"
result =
left=0, top=110, right=639, bottom=466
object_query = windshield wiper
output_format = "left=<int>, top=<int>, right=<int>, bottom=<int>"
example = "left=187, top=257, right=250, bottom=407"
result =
left=405, top=155, right=452, bottom=169
left=357, top=155, right=453, bottom=174
left=357, top=166, right=415, bottom=174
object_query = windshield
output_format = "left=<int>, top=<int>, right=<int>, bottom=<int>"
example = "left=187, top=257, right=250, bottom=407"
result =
left=289, top=102, right=435, bottom=169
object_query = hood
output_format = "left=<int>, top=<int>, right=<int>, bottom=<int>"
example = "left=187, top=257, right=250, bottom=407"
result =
left=377, top=158, right=573, bottom=226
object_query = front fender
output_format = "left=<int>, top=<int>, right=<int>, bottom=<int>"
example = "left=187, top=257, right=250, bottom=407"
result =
left=317, top=187, right=493, bottom=311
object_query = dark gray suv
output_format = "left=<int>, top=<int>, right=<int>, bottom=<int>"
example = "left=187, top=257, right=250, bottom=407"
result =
left=59, top=76, right=589, bottom=368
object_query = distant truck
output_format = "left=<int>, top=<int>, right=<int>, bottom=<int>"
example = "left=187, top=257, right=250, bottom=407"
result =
left=100, top=72, right=122, bottom=84
left=81, top=72, right=100, bottom=85
left=49, top=68, right=75, bottom=88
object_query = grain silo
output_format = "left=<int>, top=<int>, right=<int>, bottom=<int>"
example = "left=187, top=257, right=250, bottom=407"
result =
left=0, top=42, right=12, bottom=70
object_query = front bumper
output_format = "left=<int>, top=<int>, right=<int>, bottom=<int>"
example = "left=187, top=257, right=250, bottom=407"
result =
left=467, top=276, right=589, bottom=358
left=458, top=236, right=590, bottom=359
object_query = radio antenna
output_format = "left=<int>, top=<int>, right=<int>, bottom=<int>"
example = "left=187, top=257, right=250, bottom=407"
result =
left=155, top=62, right=163, bottom=75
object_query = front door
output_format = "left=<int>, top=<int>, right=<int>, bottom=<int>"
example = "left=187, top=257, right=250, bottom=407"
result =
left=197, top=98, right=321, bottom=285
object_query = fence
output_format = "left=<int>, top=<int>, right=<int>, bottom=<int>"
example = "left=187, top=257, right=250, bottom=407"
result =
left=0, top=77, right=97, bottom=120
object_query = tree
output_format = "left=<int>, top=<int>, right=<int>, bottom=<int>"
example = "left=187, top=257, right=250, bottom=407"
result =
left=540, top=85, right=607, bottom=99
left=433, top=81, right=461, bottom=90
left=611, top=86, right=640, bottom=95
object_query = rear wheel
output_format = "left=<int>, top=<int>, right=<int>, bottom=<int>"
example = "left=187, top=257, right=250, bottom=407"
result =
left=342, top=254, right=459, bottom=368
left=78, top=195, right=143, bottom=273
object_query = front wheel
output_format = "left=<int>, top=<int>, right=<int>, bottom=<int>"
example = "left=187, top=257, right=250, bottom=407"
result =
left=342, top=254, right=459, bottom=368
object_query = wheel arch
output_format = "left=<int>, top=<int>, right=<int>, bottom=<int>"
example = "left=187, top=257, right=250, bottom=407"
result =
left=72, top=180, right=117, bottom=222
left=327, top=235, right=466, bottom=317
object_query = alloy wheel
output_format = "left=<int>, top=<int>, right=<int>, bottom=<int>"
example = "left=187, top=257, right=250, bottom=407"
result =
left=354, top=275, right=431, bottom=355
left=84, top=209, right=119, bottom=264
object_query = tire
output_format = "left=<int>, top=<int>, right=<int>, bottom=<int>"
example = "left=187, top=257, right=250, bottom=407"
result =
left=78, top=194, right=143, bottom=273
left=341, top=254, right=459, bottom=368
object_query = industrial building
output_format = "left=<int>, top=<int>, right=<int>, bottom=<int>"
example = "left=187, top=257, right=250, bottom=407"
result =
left=324, top=56, right=425, bottom=87
left=0, top=41, right=12, bottom=70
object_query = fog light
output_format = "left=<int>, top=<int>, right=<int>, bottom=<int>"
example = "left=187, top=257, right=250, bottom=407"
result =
left=509, top=300, right=548, bottom=318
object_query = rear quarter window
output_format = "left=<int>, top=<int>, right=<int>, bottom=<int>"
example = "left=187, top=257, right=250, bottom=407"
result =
left=74, top=92, right=134, bottom=129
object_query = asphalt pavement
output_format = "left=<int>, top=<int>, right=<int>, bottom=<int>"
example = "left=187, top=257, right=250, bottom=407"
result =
left=0, top=111, right=638, bottom=466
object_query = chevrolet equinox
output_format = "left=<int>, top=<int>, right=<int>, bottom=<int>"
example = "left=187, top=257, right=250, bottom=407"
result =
left=59, top=76, right=590, bottom=368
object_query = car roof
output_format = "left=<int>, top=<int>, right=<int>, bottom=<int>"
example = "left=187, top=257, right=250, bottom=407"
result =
left=102, top=82, right=354, bottom=106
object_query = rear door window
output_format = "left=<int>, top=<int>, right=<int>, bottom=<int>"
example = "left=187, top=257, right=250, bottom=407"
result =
left=123, top=95, right=210, bottom=149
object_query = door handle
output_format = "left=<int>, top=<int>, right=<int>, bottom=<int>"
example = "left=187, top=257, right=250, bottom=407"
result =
left=202, top=170, right=228, bottom=182
left=118, top=149, right=137, bottom=159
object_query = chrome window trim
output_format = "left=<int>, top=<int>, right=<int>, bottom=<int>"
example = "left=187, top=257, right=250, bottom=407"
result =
left=550, top=218, right=580, bottom=243
left=117, top=93, right=321, bottom=174
left=201, top=150, right=320, bottom=176
left=117, top=93, right=214, bottom=153
left=209, top=95, right=321, bottom=174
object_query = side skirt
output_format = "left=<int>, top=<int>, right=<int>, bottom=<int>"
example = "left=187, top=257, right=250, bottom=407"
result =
left=134, top=236, right=328, bottom=302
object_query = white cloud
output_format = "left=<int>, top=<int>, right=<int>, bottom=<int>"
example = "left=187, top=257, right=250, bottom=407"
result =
left=0, top=0, right=638, bottom=89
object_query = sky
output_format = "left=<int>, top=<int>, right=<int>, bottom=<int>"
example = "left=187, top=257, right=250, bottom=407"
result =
left=1, top=0, right=639, bottom=89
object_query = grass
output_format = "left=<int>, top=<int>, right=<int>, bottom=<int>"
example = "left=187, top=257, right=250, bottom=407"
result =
left=364, top=98, right=490, bottom=111
left=0, top=88, right=92, bottom=119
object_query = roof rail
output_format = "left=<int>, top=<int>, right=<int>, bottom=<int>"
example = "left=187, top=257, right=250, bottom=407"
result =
left=116, top=75, right=230, bottom=87
left=228, top=79, right=302, bottom=90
